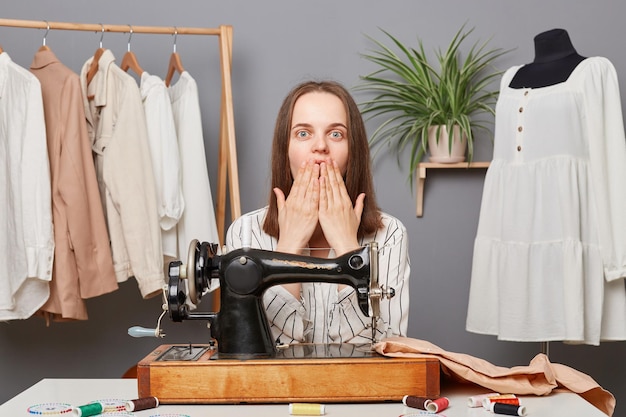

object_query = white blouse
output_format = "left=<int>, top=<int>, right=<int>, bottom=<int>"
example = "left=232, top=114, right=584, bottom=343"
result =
left=164, top=72, right=219, bottom=260
left=0, top=52, right=54, bottom=319
left=226, top=207, right=410, bottom=345
left=140, top=71, right=184, bottom=259
left=466, top=57, right=626, bottom=345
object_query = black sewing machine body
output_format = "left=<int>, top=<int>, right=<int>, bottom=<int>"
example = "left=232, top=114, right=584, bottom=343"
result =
left=166, top=241, right=389, bottom=359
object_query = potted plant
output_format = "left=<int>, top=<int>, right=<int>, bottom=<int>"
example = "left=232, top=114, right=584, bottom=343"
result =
left=356, top=25, right=509, bottom=184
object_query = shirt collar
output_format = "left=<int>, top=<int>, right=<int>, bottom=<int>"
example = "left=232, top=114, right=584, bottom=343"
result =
left=30, top=49, right=59, bottom=70
left=82, top=49, right=116, bottom=107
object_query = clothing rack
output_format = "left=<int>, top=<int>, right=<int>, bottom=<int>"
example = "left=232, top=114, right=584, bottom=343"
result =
left=0, top=18, right=242, bottom=247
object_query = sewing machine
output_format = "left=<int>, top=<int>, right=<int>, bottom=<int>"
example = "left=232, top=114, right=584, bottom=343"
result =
left=132, top=240, right=440, bottom=404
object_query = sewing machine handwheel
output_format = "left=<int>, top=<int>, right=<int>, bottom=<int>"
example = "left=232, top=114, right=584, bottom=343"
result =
left=187, top=239, right=200, bottom=305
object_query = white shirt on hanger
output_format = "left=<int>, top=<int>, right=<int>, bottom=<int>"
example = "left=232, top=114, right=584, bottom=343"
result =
left=0, top=52, right=54, bottom=319
left=165, top=71, right=219, bottom=259
left=140, top=71, right=184, bottom=259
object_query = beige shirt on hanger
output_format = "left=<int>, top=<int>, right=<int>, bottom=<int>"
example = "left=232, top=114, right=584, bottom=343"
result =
left=79, top=49, right=165, bottom=299
left=30, top=48, right=118, bottom=320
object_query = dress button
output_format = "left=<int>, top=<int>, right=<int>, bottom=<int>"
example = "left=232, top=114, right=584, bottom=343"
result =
left=517, top=145, right=522, bottom=152
left=518, top=107, right=524, bottom=113
left=524, top=90, right=529, bottom=96
left=518, top=126, right=523, bottom=132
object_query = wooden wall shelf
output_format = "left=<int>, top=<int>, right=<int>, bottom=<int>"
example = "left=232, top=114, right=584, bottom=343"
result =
left=416, top=162, right=490, bottom=217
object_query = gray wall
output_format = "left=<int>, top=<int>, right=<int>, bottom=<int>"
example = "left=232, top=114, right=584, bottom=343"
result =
left=1, top=0, right=624, bottom=412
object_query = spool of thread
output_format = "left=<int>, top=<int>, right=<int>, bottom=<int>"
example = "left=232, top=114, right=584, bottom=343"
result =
left=467, top=392, right=500, bottom=407
left=124, top=396, right=159, bottom=412
left=425, top=397, right=449, bottom=413
left=402, top=395, right=431, bottom=410
left=72, top=402, right=103, bottom=417
left=487, top=401, right=527, bottom=416
left=289, top=403, right=326, bottom=415
left=482, top=395, right=520, bottom=408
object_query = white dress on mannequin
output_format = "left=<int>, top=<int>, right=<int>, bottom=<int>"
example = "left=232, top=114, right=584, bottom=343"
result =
left=466, top=57, right=626, bottom=345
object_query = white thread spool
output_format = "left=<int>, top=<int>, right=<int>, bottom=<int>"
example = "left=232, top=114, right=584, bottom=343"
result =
left=467, top=392, right=500, bottom=407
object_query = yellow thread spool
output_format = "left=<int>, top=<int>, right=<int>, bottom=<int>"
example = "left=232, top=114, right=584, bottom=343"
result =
left=289, top=403, right=326, bottom=415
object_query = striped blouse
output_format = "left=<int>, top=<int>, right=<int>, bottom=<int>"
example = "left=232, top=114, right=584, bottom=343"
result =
left=225, top=207, right=410, bottom=345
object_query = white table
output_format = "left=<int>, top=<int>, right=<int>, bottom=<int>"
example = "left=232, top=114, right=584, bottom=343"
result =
left=0, top=378, right=607, bottom=416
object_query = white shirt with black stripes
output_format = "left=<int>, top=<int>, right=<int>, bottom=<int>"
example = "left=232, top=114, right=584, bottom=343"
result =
left=225, top=207, right=410, bottom=345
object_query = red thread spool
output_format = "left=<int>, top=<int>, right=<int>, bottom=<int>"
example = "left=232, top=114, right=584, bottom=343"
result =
left=425, top=397, right=449, bottom=413
left=402, top=395, right=430, bottom=410
left=124, top=396, right=159, bottom=412
left=483, top=396, right=521, bottom=407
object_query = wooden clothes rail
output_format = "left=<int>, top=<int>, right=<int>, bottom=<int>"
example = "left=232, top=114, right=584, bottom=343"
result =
left=0, top=18, right=241, bottom=248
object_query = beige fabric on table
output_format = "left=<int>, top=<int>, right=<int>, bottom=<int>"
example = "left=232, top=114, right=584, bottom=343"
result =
left=375, top=337, right=615, bottom=416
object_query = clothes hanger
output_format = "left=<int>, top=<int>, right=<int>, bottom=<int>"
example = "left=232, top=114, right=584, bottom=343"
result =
left=38, top=21, right=50, bottom=52
left=86, top=24, right=105, bottom=85
left=120, top=25, right=144, bottom=76
left=165, top=27, right=185, bottom=87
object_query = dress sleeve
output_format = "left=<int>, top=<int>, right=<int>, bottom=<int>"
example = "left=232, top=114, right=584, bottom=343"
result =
left=328, top=215, right=411, bottom=343
left=584, top=58, right=626, bottom=281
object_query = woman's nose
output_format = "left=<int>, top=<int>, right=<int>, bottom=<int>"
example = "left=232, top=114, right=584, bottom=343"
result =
left=312, top=136, right=329, bottom=152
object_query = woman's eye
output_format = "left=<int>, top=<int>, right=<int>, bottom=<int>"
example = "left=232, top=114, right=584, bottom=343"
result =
left=296, top=130, right=309, bottom=139
left=330, top=131, right=344, bottom=140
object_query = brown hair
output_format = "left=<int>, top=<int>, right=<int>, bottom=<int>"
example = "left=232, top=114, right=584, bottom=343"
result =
left=263, top=80, right=382, bottom=239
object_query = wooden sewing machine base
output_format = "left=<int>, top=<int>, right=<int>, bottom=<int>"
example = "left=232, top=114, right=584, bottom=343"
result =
left=137, top=344, right=440, bottom=404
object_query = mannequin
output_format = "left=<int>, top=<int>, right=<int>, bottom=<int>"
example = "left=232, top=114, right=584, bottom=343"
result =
left=509, top=28, right=586, bottom=88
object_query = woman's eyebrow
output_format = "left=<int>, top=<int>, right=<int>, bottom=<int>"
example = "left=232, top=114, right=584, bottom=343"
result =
left=291, top=123, right=313, bottom=130
left=290, top=122, right=347, bottom=131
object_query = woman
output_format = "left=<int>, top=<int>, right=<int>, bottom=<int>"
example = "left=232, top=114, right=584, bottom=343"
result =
left=226, top=80, right=410, bottom=345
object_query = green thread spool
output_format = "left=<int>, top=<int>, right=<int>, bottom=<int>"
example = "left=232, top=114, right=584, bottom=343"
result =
left=72, top=402, right=103, bottom=417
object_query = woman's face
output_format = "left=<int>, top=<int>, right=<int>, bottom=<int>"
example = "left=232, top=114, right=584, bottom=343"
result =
left=288, top=91, right=349, bottom=178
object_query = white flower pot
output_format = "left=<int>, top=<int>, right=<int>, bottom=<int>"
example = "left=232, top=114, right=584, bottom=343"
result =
left=427, top=125, right=467, bottom=163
